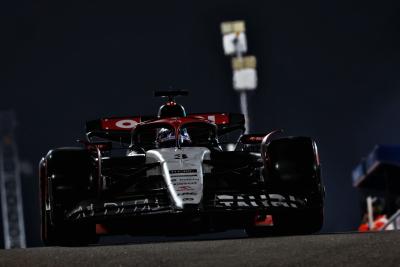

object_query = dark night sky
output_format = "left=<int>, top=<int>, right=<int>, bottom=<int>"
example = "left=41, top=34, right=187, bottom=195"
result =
left=1, top=0, right=400, bottom=246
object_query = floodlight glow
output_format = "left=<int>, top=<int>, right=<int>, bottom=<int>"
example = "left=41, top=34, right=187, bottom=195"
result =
left=233, top=69, right=257, bottom=90
left=232, top=56, right=257, bottom=90
left=220, top=21, right=247, bottom=55
left=222, top=32, right=247, bottom=55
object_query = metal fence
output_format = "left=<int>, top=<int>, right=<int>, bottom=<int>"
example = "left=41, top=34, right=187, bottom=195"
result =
left=0, top=111, right=26, bottom=248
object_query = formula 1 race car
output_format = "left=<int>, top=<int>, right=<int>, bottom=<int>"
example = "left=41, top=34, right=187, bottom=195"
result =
left=39, top=91, right=325, bottom=246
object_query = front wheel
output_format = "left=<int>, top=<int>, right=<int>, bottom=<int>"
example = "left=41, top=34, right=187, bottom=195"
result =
left=40, top=148, right=97, bottom=246
left=247, top=136, right=325, bottom=237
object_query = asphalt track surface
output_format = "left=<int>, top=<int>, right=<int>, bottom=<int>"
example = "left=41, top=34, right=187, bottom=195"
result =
left=1, top=231, right=400, bottom=266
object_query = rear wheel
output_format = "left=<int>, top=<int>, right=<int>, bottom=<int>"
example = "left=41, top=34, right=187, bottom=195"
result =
left=41, top=148, right=98, bottom=246
left=246, top=137, right=324, bottom=237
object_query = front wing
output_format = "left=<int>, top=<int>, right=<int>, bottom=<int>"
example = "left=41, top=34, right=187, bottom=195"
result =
left=66, top=191, right=309, bottom=222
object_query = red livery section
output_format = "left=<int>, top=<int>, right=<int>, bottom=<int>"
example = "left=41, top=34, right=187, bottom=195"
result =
left=99, top=114, right=229, bottom=131
left=100, top=117, right=141, bottom=130
left=189, top=113, right=230, bottom=125
left=240, top=134, right=266, bottom=144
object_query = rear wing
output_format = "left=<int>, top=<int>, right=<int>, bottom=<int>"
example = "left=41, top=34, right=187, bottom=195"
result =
left=85, top=113, right=245, bottom=143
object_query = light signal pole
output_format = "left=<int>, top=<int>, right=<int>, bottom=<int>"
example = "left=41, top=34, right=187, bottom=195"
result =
left=220, top=21, right=258, bottom=133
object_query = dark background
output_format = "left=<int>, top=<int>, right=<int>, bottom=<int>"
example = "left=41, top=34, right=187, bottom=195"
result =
left=1, top=0, right=400, bottom=246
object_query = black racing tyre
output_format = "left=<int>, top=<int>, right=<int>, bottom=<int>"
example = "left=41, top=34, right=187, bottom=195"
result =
left=41, top=148, right=97, bottom=246
left=264, top=137, right=322, bottom=192
left=248, top=137, right=324, bottom=236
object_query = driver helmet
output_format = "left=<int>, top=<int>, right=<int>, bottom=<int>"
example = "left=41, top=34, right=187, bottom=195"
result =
left=180, top=129, right=192, bottom=145
left=157, top=128, right=191, bottom=147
